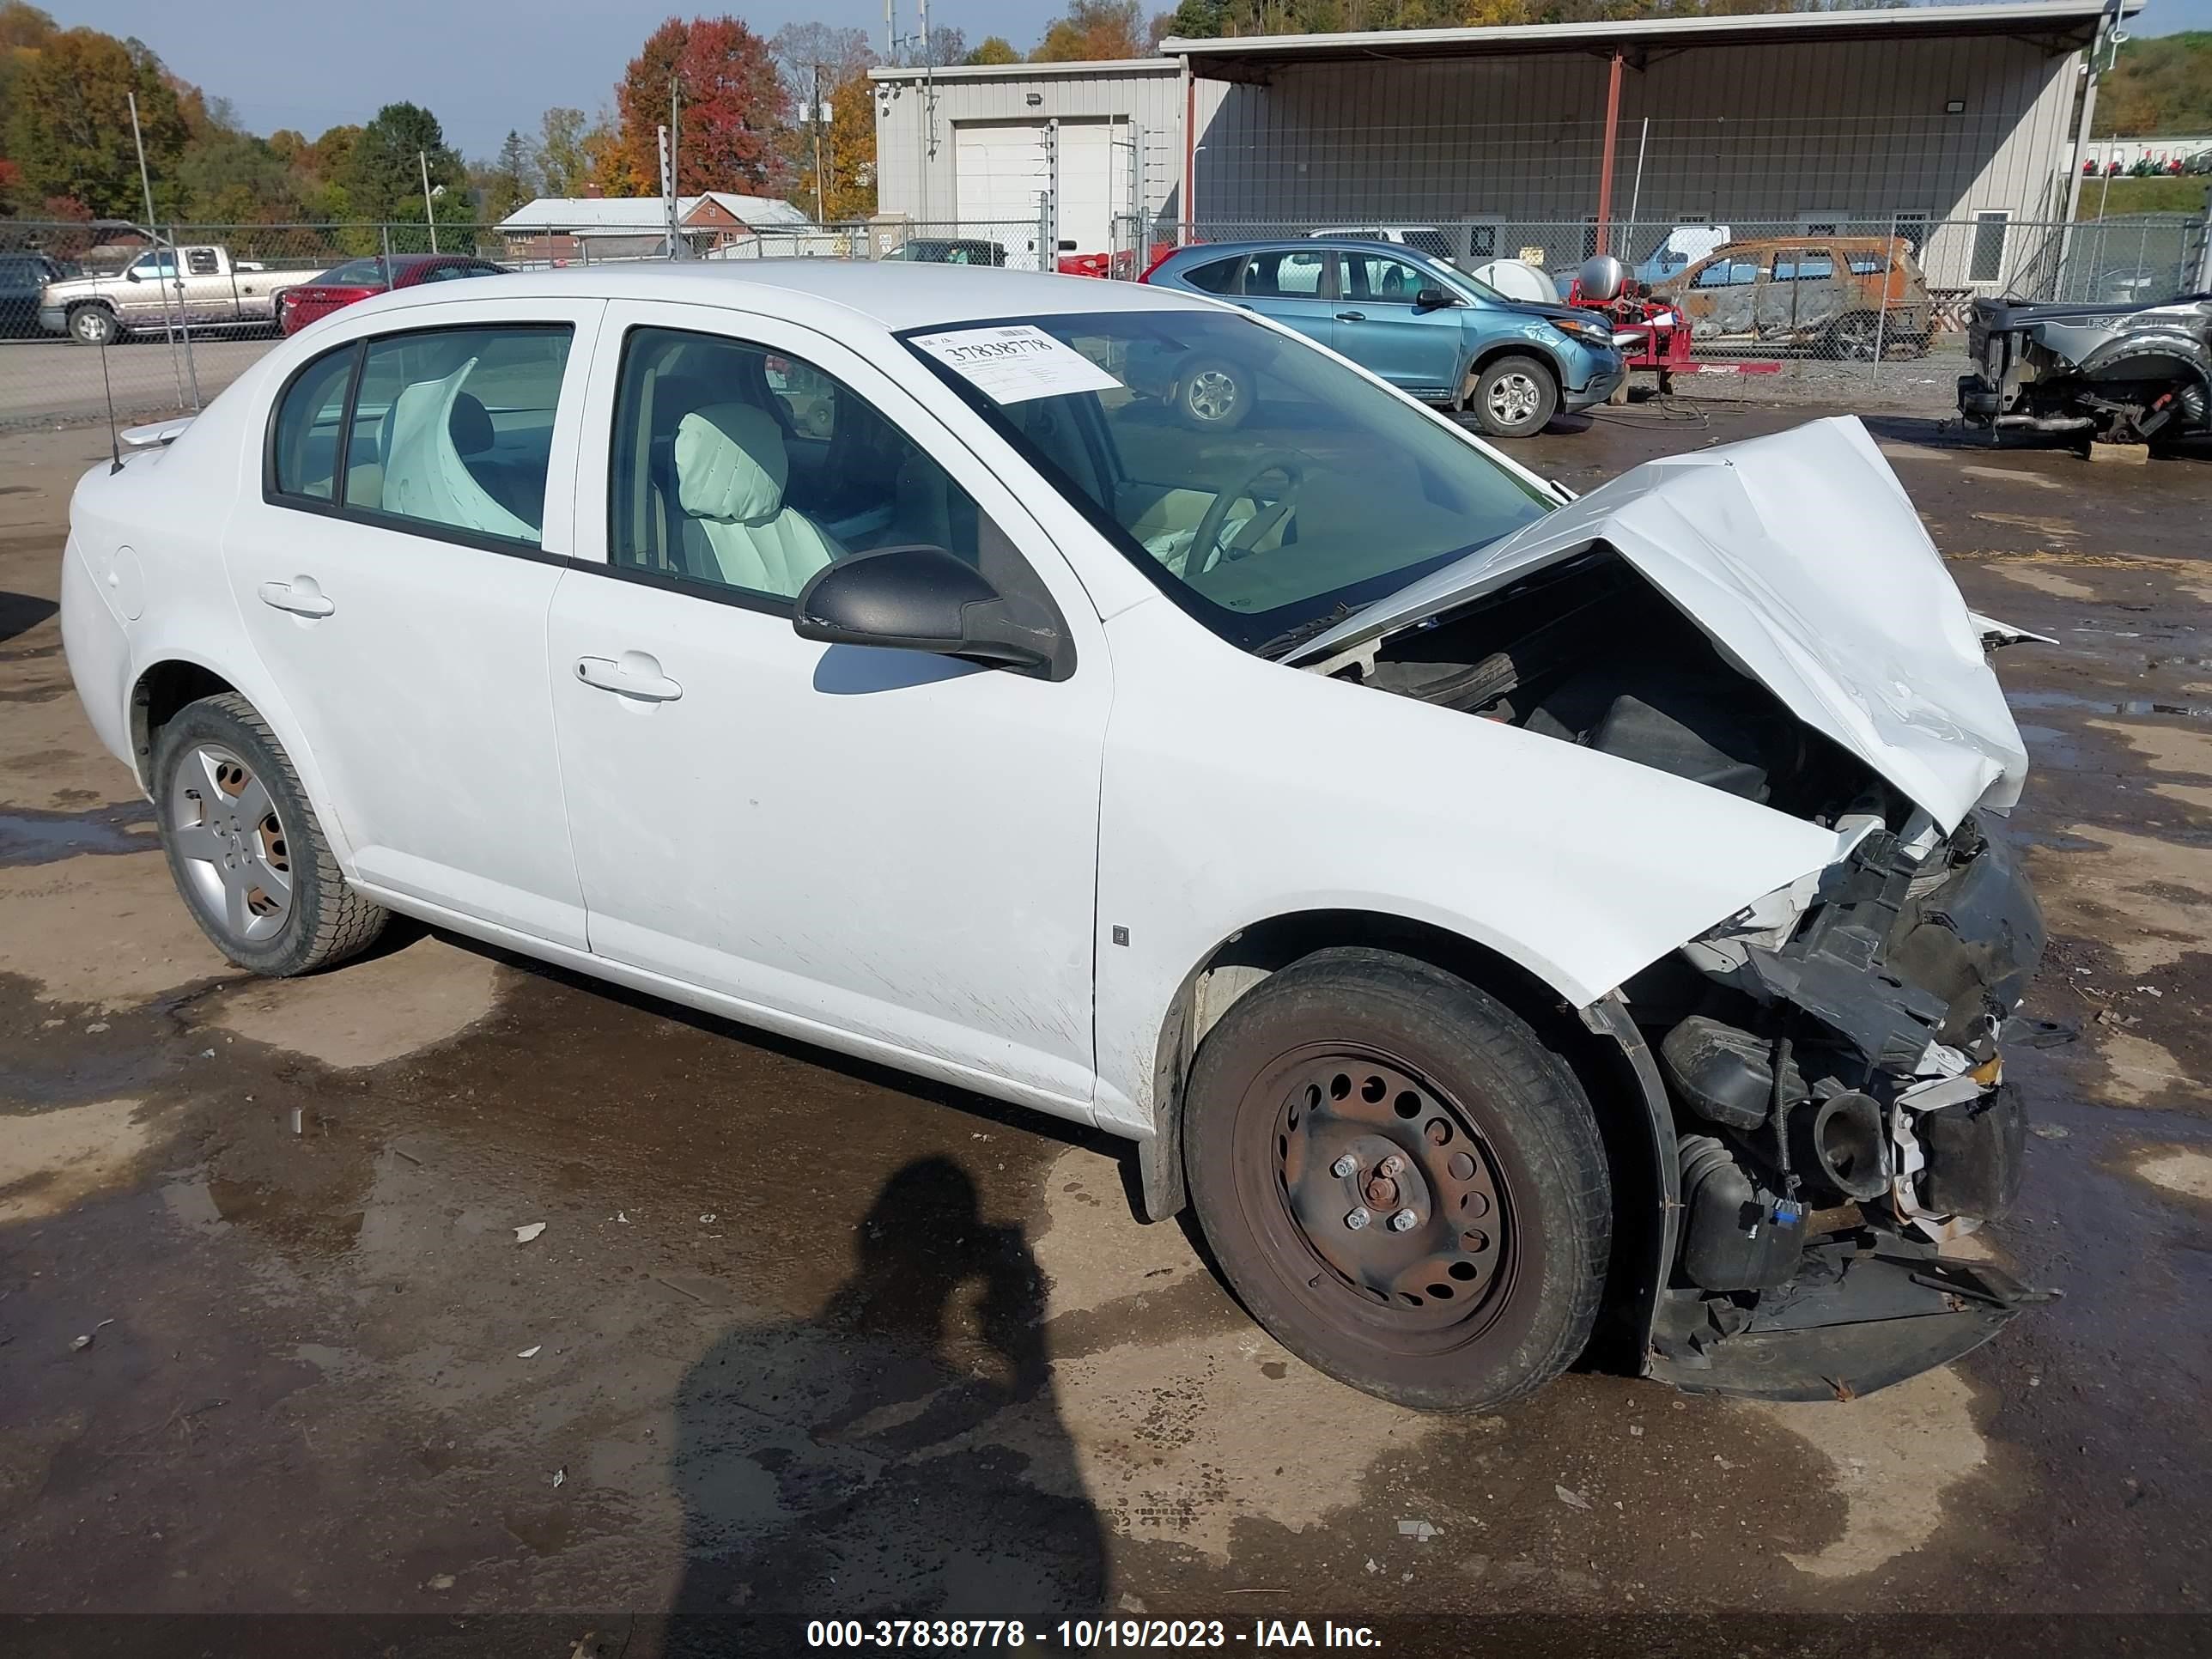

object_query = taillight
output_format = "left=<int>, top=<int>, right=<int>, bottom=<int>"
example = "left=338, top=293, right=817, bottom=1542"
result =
left=1137, top=247, right=1179, bottom=283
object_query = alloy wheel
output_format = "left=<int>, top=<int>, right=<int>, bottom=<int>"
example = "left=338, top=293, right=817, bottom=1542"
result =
left=167, top=741, right=294, bottom=944
left=1186, top=368, right=1239, bottom=423
left=1486, top=372, right=1542, bottom=428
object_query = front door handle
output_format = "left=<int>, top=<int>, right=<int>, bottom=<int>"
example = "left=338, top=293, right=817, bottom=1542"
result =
left=1334, top=310, right=1366, bottom=322
left=258, top=578, right=334, bottom=618
left=574, top=653, right=683, bottom=703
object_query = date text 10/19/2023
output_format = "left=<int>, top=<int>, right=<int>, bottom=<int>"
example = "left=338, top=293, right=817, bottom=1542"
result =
left=805, top=1619, right=1384, bottom=1650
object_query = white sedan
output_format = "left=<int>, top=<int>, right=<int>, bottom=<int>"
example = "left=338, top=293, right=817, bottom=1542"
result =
left=62, top=262, right=2050, bottom=1410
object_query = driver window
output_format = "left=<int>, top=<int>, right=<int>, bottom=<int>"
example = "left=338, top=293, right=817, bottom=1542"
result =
left=607, top=325, right=1004, bottom=607
left=1344, top=253, right=1428, bottom=304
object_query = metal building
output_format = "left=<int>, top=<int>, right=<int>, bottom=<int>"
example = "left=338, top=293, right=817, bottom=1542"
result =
left=872, top=0, right=2141, bottom=291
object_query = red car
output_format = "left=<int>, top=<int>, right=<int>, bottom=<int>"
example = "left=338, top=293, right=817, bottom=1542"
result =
left=276, top=252, right=507, bottom=336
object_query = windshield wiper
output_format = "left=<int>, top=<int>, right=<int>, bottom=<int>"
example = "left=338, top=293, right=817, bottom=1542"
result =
left=1257, top=604, right=1356, bottom=662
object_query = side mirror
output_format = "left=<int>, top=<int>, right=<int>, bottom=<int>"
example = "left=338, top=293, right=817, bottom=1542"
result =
left=1414, top=286, right=1457, bottom=310
left=793, top=544, right=1072, bottom=681
left=125, top=267, right=142, bottom=283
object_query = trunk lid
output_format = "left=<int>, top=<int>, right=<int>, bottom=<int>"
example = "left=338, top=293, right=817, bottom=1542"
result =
left=1287, top=416, right=2029, bottom=831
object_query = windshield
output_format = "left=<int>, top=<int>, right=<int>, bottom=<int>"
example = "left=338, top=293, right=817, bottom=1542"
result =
left=1401, top=246, right=1505, bottom=304
left=902, top=309, right=1553, bottom=653
left=316, top=258, right=391, bottom=287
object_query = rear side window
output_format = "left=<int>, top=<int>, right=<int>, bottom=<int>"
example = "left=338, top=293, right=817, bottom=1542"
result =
left=185, top=249, right=219, bottom=276
left=1180, top=256, right=1243, bottom=295
left=319, top=258, right=388, bottom=286
left=270, top=346, right=356, bottom=502
left=1243, top=250, right=1328, bottom=298
left=343, top=326, right=571, bottom=544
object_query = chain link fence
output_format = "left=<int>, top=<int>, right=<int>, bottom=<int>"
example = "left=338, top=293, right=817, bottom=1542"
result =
left=4, top=207, right=2206, bottom=429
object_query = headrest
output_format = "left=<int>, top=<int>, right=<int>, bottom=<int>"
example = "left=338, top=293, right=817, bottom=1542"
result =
left=447, top=391, right=494, bottom=456
left=675, top=401, right=788, bottom=526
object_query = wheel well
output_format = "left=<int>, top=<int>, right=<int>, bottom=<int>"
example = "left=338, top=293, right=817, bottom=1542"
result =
left=1143, top=908, right=1666, bottom=1375
left=131, top=661, right=236, bottom=783
left=1461, top=341, right=1561, bottom=402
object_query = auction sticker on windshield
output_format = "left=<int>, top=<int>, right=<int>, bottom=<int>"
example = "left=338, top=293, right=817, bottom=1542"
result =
left=908, top=325, right=1122, bottom=404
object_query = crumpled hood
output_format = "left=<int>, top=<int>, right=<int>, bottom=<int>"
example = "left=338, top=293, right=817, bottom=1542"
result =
left=1290, top=416, right=2028, bottom=831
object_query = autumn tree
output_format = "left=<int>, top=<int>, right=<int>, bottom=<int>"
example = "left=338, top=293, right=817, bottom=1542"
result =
left=616, top=16, right=791, bottom=197
left=963, top=35, right=1021, bottom=65
left=769, top=21, right=876, bottom=108
left=790, top=69, right=879, bottom=222
left=1035, top=0, right=1147, bottom=61
left=2, top=25, right=185, bottom=216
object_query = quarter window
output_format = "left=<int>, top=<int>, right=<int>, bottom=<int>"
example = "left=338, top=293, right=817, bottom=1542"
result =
left=270, top=345, right=356, bottom=502
left=607, top=325, right=999, bottom=606
left=342, top=326, right=571, bottom=544
left=1181, top=255, right=1243, bottom=295
left=185, top=248, right=219, bottom=276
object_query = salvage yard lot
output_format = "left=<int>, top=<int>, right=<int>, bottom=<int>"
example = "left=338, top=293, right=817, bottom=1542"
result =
left=1, top=407, right=2208, bottom=1651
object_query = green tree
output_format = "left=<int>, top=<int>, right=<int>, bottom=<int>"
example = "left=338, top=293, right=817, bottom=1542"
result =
left=342, top=101, right=463, bottom=224
left=476, top=128, right=538, bottom=221
left=2095, top=32, right=2212, bottom=138
left=2, top=25, right=185, bottom=216
left=963, top=34, right=1021, bottom=64
left=534, top=106, right=590, bottom=196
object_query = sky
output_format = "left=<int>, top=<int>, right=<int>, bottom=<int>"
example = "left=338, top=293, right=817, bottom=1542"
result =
left=57, top=0, right=1054, bottom=158
left=51, top=0, right=2212, bottom=161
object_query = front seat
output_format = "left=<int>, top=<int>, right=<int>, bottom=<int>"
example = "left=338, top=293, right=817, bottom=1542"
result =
left=673, top=401, right=838, bottom=598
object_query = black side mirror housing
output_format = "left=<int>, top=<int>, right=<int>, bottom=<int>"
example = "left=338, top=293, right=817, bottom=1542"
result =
left=124, top=267, right=142, bottom=283
left=1414, top=286, right=1456, bottom=310
left=793, top=544, right=1073, bottom=681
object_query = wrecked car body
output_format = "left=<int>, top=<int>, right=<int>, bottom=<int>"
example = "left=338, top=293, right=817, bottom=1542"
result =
left=1960, top=291, right=2212, bottom=444
left=1291, top=417, right=2050, bottom=1400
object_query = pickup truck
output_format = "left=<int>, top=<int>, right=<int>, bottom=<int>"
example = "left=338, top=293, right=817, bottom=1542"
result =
left=38, top=245, right=286, bottom=346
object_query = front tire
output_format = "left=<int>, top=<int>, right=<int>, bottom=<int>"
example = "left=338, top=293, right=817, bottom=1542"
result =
left=152, top=693, right=388, bottom=976
left=1175, top=356, right=1253, bottom=431
left=1468, top=355, right=1559, bottom=438
left=1182, top=948, right=1611, bottom=1412
left=69, top=305, right=119, bottom=347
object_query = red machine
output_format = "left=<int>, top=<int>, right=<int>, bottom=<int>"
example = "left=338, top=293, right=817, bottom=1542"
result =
left=1560, top=256, right=1696, bottom=395
left=1561, top=254, right=1780, bottom=396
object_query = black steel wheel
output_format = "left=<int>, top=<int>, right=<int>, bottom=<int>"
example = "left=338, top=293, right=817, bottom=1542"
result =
left=1183, top=947, right=1611, bottom=1411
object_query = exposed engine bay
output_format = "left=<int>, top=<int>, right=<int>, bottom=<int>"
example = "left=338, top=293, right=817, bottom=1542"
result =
left=1959, top=291, right=2212, bottom=445
left=1346, top=547, right=2052, bottom=1396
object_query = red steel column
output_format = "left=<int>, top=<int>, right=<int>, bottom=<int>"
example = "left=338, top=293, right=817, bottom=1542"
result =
left=1595, top=48, right=1624, bottom=256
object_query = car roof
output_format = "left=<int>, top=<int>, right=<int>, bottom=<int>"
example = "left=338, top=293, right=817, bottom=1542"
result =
left=1158, top=238, right=1437, bottom=261
left=337, top=258, right=1217, bottom=334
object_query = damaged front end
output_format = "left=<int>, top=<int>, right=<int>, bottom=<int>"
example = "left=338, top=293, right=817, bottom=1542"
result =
left=1638, top=814, right=2051, bottom=1401
left=1291, top=417, right=2057, bottom=1400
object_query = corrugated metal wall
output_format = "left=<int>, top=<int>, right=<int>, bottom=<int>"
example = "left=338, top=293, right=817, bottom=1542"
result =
left=875, top=33, right=2086, bottom=257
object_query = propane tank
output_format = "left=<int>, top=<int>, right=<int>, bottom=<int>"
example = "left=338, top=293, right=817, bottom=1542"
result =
left=1577, top=254, right=1628, bottom=303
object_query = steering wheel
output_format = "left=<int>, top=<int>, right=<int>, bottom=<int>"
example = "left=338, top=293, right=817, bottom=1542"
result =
left=1187, top=451, right=1306, bottom=579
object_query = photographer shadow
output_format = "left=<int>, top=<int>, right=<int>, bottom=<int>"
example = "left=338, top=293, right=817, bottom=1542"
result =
left=666, top=1157, right=1107, bottom=1650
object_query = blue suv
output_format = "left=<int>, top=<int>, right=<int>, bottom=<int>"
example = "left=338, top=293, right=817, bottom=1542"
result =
left=1142, top=239, right=1624, bottom=438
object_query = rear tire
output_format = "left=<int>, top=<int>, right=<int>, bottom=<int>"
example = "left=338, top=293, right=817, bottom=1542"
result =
left=1468, top=355, right=1559, bottom=439
left=1182, top=947, right=1611, bottom=1412
left=152, top=693, right=389, bottom=977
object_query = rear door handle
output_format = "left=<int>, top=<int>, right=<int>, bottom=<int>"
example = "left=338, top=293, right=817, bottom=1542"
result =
left=1334, top=310, right=1366, bottom=322
left=574, top=653, right=683, bottom=702
left=257, top=578, right=334, bottom=618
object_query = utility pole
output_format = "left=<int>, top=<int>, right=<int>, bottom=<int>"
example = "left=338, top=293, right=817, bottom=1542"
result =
left=812, top=63, right=828, bottom=224
left=127, top=89, right=196, bottom=409
left=665, top=74, right=690, bottom=259
left=418, top=150, right=440, bottom=252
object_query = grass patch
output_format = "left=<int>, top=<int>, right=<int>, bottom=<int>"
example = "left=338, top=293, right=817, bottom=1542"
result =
left=2075, top=175, right=2210, bottom=217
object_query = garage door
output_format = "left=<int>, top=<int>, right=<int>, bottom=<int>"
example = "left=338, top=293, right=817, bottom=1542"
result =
left=954, top=121, right=1119, bottom=258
